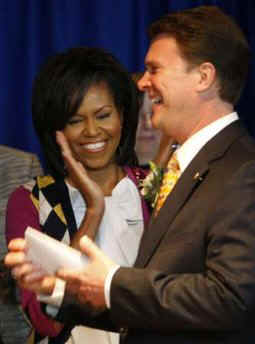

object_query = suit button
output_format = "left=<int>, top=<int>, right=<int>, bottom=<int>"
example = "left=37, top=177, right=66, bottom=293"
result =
left=120, top=327, right=128, bottom=334
left=119, top=327, right=128, bottom=343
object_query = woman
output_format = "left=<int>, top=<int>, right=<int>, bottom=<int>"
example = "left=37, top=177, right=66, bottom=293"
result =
left=5, top=47, right=157, bottom=343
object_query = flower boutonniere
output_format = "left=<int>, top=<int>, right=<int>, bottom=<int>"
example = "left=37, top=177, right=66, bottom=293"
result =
left=140, top=161, right=164, bottom=208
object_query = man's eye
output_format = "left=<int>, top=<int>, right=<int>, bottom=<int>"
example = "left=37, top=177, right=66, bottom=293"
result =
left=147, top=66, right=158, bottom=75
left=150, top=68, right=157, bottom=74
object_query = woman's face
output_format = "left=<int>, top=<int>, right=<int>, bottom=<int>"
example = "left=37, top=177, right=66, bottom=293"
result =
left=63, top=82, right=122, bottom=171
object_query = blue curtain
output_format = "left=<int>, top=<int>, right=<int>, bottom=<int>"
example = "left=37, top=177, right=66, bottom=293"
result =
left=0, top=0, right=254, bottom=164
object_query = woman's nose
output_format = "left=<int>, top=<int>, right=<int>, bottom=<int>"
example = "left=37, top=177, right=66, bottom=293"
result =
left=83, top=119, right=99, bottom=136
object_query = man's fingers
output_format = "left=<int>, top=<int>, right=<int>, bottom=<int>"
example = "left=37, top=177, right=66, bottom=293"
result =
left=79, top=236, right=116, bottom=270
left=57, top=268, right=85, bottom=283
left=5, top=251, right=27, bottom=267
left=40, top=276, right=57, bottom=294
left=11, top=262, right=36, bottom=280
left=19, top=276, right=56, bottom=295
left=79, top=235, right=105, bottom=261
left=7, top=238, right=27, bottom=251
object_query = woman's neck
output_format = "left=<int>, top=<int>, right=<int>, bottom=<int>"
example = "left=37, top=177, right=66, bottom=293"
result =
left=65, top=161, right=126, bottom=196
left=86, top=164, right=125, bottom=196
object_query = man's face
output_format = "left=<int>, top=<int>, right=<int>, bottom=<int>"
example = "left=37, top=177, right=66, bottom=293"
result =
left=138, top=35, right=200, bottom=143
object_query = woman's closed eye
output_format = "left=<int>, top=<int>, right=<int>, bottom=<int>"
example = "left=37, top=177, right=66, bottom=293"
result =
left=96, top=112, right=111, bottom=120
left=67, top=112, right=111, bottom=126
left=67, top=117, right=83, bottom=125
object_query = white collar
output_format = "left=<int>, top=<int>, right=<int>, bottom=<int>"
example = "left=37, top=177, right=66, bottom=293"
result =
left=176, top=112, right=239, bottom=173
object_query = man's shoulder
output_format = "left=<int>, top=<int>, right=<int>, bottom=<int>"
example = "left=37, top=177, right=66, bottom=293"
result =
left=0, top=145, right=37, bottom=163
left=0, top=145, right=42, bottom=176
left=0, top=146, right=42, bottom=200
left=224, top=126, right=255, bottom=162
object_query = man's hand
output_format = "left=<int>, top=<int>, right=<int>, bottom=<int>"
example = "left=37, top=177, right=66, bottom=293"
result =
left=57, top=235, right=118, bottom=312
left=5, top=238, right=56, bottom=295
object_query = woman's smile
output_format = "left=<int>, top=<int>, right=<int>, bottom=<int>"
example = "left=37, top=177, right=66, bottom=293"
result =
left=63, top=82, right=122, bottom=171
left=80, top=141, right=107, bottom=153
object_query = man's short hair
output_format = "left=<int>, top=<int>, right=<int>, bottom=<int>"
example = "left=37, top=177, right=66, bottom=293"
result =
left=149, top=6, right=251, bottom=105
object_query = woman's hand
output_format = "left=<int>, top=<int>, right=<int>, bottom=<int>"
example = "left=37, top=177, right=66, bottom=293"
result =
left=4, top=238, right=56, bottom=295
left=56, top=131, right=105, bottom=248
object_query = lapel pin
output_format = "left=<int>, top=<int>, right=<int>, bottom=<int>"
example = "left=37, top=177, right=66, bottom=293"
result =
left=193, top=172, right=203, bottom=181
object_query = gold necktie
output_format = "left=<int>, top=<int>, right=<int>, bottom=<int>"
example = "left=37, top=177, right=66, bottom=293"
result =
left=154, top=152, right=180, bottom=216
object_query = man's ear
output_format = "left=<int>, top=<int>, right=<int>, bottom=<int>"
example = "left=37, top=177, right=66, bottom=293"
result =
left=196, top=62, right=217, bottom=93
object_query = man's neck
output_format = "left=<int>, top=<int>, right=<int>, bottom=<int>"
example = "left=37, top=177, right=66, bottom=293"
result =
left=179, top=100, right=234, bottom=144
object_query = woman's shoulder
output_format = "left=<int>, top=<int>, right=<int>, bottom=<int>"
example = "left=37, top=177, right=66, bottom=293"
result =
left=20, top=175, right=58, bottom=192
left=7, top=175, right=59, bottom=208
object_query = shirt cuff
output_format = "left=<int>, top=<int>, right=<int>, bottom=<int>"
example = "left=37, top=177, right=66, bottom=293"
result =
left=104, top=265, right=120, bottom=309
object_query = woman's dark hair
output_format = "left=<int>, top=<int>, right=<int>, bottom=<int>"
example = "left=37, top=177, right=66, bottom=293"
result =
left=32, top=47, right=140, bottom=178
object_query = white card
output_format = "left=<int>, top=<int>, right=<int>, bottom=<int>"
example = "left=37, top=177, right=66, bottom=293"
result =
left=25, top=226, right=88, bottom=274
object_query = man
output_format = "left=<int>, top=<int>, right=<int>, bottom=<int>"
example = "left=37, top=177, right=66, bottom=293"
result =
left=0, top=145, right=42, bottom=258
left=6, top=5, right=255, bottom=344
left=0, top=145, right=42, bottom=344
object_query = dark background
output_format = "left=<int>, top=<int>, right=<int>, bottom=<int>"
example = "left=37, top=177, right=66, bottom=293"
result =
left=0, top=0, right=254, bottom=164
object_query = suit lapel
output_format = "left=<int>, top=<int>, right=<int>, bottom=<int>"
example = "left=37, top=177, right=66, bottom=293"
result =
left=135, top=156, right=209, bottom=267
left=135, top=120, right=247, bottom=268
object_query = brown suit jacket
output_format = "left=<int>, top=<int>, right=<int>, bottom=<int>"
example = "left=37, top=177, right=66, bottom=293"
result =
left=109, top=121, right=255, bottom=343
left=57, top=121, right=255, bottom=343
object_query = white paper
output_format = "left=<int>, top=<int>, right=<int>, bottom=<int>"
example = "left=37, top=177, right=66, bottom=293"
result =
left=25, top=226, right=88, bottom=274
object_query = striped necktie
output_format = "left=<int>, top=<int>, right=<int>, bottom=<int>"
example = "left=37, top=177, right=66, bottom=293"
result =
left=154, top=152, right=180, bottom=216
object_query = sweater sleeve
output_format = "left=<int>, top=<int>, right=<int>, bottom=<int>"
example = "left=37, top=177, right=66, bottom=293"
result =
left=5, top=186, right=62, bottom=337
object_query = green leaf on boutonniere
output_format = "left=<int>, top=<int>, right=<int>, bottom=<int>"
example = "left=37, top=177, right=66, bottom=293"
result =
left=140, top=161, right=164, bottom=208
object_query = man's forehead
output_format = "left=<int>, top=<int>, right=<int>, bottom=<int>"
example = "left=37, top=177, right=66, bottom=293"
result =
left=145, top=36, right=181, bottom=64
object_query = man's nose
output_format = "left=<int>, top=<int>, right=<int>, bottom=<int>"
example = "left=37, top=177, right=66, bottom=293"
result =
left=138, top=71, right=151, bottom=91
